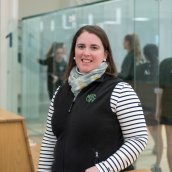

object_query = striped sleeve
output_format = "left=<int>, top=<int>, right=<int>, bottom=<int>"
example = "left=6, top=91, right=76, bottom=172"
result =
left=37, top=88, right=59, bottom=172
left=96, top=82, right=148, bottom=172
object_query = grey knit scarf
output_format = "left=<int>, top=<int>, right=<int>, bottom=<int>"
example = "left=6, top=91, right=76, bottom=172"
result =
left=68, top=62, right=108, bottom=97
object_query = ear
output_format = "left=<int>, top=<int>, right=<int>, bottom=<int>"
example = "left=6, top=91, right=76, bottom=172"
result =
left=104, top=50, right=108, bottom=61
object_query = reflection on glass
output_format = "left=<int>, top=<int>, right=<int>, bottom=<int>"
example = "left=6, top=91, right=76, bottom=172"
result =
left=159, top=57, right=172, bottom=172
left=118, top=33, right=142, bottom=87
left=20, top=0, right=172, bottom=171
left=136, top=44, right=163, bottom=172
left=38, top=42, right=67, bottom=100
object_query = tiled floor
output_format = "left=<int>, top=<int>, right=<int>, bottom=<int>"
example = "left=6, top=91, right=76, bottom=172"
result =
left=137, top=126, right=170, bottom=172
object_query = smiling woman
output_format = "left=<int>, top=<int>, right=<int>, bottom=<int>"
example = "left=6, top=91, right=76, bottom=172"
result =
left=64, top=25, right=117, bottom=80
left=74, top=31, right=107, bottom=73
left=38, top=25, right=148, bottom=172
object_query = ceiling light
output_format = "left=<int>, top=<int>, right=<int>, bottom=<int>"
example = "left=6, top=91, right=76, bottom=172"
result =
left=133, top=17, right=150, bottom=21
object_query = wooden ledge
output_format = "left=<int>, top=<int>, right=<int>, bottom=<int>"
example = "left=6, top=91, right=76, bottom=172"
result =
left=0, top=108, right=24, bottom=122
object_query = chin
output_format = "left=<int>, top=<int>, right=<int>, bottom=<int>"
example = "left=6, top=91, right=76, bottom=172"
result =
left=81, top=70, right=91, bottom=74
left=79, top=68, right=93, bottom=74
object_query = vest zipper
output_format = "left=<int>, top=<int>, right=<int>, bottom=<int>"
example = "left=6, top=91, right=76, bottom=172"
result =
left=68, top=96, right=76, bottom=113
left=61, top=137, right=65, bottom=172
left=94, top=150, right=99, bottom=164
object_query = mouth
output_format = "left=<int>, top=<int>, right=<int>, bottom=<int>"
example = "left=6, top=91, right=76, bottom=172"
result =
left=81, top=57, right=93, bottom=63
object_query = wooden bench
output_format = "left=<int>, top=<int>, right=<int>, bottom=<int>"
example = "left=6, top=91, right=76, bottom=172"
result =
left=0, top=108, right=34, bottom=172
left=30, top=142, right=41, bottom=171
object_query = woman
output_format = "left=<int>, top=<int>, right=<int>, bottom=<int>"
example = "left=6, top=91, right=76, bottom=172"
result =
left=118, top=33, right=142, bottom=85
left=38, top=25, right=148, bottom=172
left=156, top=57, right=172, bottom=172
left=38, top=42, right=67, bottom=99
left=136, top=44, right=163, bottom=172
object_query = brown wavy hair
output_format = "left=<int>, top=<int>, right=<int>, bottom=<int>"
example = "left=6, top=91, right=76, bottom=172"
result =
left=46, top=42, right=64, bottom=58
left=124, top=33, right=142, bottom=64
left=64, top=25, right=118, bottom=81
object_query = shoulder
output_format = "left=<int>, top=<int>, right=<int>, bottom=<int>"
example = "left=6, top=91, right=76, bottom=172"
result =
left=136, top=63, right=149, bottom=75
left=128, top=51, right=135, bottom=58
left=160, top=58, right=172, bottom=70
left=123, top=53, right=135, bottom=65
left=114, top=81, right=132, bottom=91
left=53, top=82, right=70, bottom=99
left=110, top=82, right=135, bottom=110
left=124, top=53, right=134, bottom=61
left=104, top=75, right=132, bottom=90
left=139, top=62, right=149, bottom=67
left=112, top=81, right=134, bottom=95
left=161, top=57, right=172, bottom=64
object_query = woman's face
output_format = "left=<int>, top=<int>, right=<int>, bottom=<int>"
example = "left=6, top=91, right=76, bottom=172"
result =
left=123, top=39, right=130, bottom=50
left=74, top=31, right=107, bottom=73
left=55, top=47, right=65, bottom=62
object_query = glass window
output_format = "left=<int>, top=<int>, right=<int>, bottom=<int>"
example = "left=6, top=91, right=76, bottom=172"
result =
left=20, top=0, right=172, bottom=171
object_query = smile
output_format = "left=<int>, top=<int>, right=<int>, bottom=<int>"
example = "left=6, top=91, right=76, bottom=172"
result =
left=81, top=58, right=93, bottom=63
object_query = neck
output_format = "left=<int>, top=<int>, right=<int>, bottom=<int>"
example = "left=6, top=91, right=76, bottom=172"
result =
left=76, top=68, right=85, bottom=75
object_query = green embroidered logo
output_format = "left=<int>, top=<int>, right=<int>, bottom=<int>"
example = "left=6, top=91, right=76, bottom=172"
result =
left=86, top=94, right=96, bottom=103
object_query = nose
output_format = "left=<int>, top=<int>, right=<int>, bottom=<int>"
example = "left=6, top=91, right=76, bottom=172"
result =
left=82, top=48, right=91, bottom=56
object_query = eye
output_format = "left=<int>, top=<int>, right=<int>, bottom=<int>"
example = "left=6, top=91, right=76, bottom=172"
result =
left=90, top=45, right=99, bottom=50
left=76, top=44, right=85, bottom=49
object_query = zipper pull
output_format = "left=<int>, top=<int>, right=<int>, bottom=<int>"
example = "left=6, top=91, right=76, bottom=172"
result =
left=95, top=151, right=99, bottom=164
left=68, top=97, right=76, bottom=113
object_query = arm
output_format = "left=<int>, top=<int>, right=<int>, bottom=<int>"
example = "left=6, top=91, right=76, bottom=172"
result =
left=37, top=88, right=59, bottom=172
left=154, top=88, right=163, bottom=120
left=38, top=58, right=48, bottom=65
left=95, top=82, right=148, bottom=172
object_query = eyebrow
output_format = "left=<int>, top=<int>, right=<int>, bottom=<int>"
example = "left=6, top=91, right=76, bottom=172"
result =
left=90, top=44, right=99, bottom=47
left=76, top=43, right=84, bottom=45
left=76, top=43, right=100, bottom=47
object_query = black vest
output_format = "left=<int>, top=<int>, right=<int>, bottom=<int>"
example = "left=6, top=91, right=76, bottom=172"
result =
left=51, top=74, right=133, bottom=172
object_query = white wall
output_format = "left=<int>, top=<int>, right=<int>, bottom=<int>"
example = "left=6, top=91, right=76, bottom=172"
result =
left=59, top=0, right=102, bottom=7
left=19, top=0, right=102, bottom=19
left=0, top=0, right=18, bottom=110
left=0, top=0, right=100, bottom=111
left=19, top=0, right=60, bottom=19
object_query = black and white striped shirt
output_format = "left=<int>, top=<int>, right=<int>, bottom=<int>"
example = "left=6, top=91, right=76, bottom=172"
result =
left=38, top=82, right=148, bottom=172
